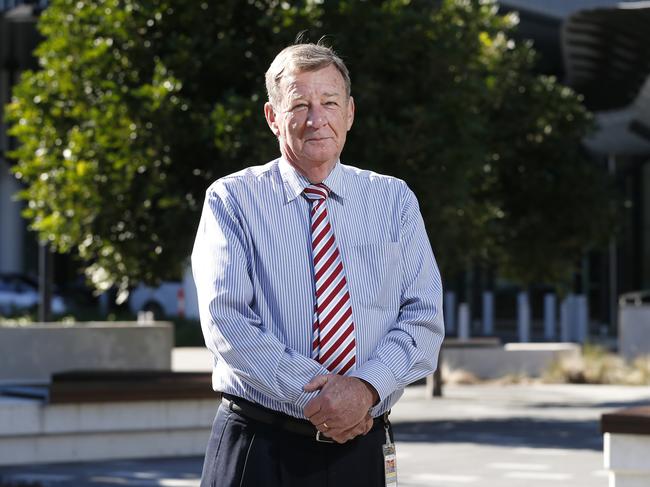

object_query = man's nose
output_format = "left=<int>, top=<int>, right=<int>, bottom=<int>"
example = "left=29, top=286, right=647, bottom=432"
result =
left=306, top=106, right=327, bottom=129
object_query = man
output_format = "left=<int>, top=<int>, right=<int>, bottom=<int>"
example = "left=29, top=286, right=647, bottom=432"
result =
left=192, top=42, right=444, bottom=487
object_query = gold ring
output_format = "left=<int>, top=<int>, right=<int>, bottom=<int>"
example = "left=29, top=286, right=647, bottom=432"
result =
left=322, top=422, right=329, bottom=430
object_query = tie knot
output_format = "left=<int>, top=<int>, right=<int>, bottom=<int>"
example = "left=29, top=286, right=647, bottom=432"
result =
left=303, top=183, right=331, bottom=201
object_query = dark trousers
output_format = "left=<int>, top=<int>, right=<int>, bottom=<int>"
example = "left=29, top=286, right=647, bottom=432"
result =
left=200, top=403, right=391, bottom=487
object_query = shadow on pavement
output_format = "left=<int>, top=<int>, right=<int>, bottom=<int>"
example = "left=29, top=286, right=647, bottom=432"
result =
left=392, top=417, right=602, bottom=451
left=528, top=399, right=650, bottom=410
left=0, top=457, right=203, bottom=487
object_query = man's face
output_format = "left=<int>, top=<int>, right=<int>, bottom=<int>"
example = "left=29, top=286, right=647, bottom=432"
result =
left=265, top=64, right=355, bottom=177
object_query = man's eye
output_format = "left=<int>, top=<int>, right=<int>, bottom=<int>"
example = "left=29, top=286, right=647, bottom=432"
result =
left=292, top=104, right=308, bottom=110
left=325, top=101, right=338, bottom=106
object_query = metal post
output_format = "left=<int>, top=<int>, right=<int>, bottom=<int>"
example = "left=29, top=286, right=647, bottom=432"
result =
left=98, top=291, right=109, bottom=318
left=38, top=241, right=52, bottom=322
left=426, top=349, right=443, bottom=398
left=608, top=154, right=618, bottom=333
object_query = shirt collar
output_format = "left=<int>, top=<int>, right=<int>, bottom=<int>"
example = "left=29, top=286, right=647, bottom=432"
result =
left=279, top=157, right=346, bottom=203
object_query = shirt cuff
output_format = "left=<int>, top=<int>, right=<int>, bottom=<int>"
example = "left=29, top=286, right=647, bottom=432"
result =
left=284, top=358, right=329, bottom=410
left=349, top=359, right=398, bottom=410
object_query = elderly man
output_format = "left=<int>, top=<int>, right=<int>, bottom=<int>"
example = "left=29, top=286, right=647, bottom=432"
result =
left=192, top=42, right=444, bottom=487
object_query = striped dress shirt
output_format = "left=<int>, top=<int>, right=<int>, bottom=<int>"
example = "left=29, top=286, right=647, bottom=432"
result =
left=192, top=157, right=444, bottom=419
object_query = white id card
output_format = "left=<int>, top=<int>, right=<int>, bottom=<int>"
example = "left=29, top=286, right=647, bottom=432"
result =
left=383, top=425, right=398, bottom=487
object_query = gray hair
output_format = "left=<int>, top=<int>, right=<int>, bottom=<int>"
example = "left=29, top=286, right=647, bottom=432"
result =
left=265, top=43, right=351, bottom=109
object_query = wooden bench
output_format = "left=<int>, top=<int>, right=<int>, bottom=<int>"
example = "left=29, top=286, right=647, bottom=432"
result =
left=0, top=370, right=217, bottom=403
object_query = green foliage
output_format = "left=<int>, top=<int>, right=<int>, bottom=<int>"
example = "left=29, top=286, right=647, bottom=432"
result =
left=6, top=0, right=312, bottom=294
left=173, top=317, right=205, bottom=347
left=486, top=66, right=612, bottom=288
left=320, top=0, right=612, bottom=287
left=6, top=0, right=613, bottom=293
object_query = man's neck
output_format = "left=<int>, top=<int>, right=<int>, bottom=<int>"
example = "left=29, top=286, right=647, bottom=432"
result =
left=286, top=158, right=337, bottom=184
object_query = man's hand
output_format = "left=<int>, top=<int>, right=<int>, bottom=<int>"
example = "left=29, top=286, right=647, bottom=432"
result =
left=303, top=374, right=379, bottom=443
left=327, top=412, right=374, bottom=444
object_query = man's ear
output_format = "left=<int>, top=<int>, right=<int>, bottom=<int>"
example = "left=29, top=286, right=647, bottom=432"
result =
left=346, top=96, right=355, bottom=131
left=264, top=102, right=280, bottom=137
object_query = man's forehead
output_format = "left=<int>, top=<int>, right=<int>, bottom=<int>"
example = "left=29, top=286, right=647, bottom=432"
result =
left=286, top=88, right=341, bottom=100
left=281, top=66, right=346, bottom=98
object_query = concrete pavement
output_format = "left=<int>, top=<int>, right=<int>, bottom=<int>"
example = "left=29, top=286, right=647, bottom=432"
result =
left=391, top=383, right=650, bottom=486
left=1, top=382, right=649, bottom=486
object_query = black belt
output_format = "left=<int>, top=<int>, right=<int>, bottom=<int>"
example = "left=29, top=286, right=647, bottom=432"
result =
left=221, top=393, right=388, bottom=444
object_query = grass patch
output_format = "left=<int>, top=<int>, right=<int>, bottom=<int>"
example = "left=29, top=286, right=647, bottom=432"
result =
left=439, top=345, right=650, bottom=386
left=543, top=344, right=650, bottom=385
left=0, top=310, right=205, bottom=348
left=0, top=305, right=134, bottom=326
left=439, top=363, right=481, bottom=385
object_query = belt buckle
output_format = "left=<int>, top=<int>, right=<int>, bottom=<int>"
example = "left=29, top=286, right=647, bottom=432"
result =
left=316, top=431, right=335, bottom=443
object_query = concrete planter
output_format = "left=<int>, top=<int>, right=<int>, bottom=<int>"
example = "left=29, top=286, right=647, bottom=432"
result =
left=0, top=322, right=173, bottom=382
left=442, top=340, right=581, bottom=379
left=0, top=397, right=214, bottom=466
left=602, top=406, right=650, bottom=487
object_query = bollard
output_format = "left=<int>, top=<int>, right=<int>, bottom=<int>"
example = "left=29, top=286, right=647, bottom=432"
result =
left=560, top=295, right=572, bottom=342
left=444, top=291, right=456, bottom=334
left=482, top=291, right=494, bottom=336
left=576, top=294, right=589, bottom=343
left=458, top=303, right=471, bottom=340
left=517, top=291, right=531, bottom=342
left=543, top=293, right=557, bottom=341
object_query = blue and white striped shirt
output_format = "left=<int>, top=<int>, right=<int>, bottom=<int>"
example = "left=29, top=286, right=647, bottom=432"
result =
left=192, top=157, right=444, bottom=419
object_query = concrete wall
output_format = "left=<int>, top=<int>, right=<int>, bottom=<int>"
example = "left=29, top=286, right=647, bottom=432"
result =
left=0, top=396, right=215, bottom=466
left=0, top=322, right=174, bottom=382
left=442, top=342, right=581, bottom=379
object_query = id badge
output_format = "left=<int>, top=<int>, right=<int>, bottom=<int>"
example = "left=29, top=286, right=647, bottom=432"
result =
left=383, top=425, right=398, bottom=487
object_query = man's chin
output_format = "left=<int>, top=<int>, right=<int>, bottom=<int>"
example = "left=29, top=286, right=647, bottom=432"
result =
left=305, top=153, right=339, bottom=166
left=302, top=145, right=338, bottom=160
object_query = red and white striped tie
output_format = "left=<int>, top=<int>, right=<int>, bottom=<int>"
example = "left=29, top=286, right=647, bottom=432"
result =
left=304, top=183, right=356, bottom=375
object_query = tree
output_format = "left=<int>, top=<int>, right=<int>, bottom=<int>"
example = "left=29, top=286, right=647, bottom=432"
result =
left=6, top=0, right=613, bottom=297
left=318, top=1, right=612, bottom=287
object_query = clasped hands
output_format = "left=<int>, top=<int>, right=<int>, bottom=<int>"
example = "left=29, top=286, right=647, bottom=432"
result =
left=303, top=374, right=379, bottom=444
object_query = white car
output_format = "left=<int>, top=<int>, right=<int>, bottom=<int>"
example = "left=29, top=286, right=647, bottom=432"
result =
left=128, top=267, right=199, bottom=320
left=0, top=273, right=67, bottom=316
